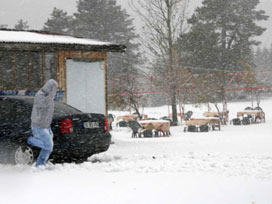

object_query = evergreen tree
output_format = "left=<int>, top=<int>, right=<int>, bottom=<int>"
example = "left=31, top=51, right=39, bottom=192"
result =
left=178, top=0, right=269, bottom=73
left=14, top=19, right=29, bottom=30
left=254, top=47, right=262, bottom=70
left=73, top=0, right=142, bottom=112
left=254, top=46, right=272, bottom=70
left=253, top=46, right=272, bottom=94
left=73, top=0, right=135, bottom=43
left=43, top=0, right=143, bottom=112
left=43, top=8, right=73, bottom=34
left=262, top=47, right=270, bottom=69
left=268, top=44, right=272, bottom=69
left=177, top=0, right=268, bottom=106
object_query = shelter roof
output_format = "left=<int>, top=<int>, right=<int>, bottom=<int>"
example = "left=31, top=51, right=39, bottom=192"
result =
left=0, top=29, right=126, bottom=52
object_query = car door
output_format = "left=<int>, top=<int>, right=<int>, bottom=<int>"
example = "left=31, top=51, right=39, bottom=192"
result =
left=12, top=100, right=32, bottom=138
left=0, top=98, right=16, bottom=138
left=0, top=98, right=31, bottom=140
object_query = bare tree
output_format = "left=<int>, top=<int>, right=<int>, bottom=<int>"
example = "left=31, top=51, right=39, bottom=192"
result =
left=14, top=19, right=29, bottom=30
left=108, top=72, right=147, bottom=118
left=130, top=0, right=189, bottom=125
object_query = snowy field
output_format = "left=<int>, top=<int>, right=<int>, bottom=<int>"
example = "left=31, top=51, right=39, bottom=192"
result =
left=1, top=98, right=272, bottom=204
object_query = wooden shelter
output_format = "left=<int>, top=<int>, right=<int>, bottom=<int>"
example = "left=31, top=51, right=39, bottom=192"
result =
left=0, top=29, right=126, bottom=114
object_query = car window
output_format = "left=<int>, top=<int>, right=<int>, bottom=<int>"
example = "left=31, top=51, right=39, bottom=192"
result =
left=14, top=103, right=31, bottom=119
left=0, top=99, right=15, bottom=120
left=21, top=98, right=82, bottom=115
left=54, top=101, right=82, bottom=115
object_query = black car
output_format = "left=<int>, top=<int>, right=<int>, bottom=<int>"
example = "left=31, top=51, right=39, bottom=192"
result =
left=0, top=95, right=111, bottom=165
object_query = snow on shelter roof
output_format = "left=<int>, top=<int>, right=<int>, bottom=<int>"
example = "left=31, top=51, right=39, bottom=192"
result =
left=0, top=29, right=126, bottom=52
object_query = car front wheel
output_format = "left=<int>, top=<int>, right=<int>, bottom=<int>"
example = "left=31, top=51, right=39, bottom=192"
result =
left=12, top=145, right=34, bottom=165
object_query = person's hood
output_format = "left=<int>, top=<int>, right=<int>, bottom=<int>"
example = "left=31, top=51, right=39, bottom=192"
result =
left=41, top=79, right=58, bottom=99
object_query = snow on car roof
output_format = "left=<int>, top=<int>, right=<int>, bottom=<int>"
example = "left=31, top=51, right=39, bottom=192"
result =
left=0, top=29, right=111, bottom=46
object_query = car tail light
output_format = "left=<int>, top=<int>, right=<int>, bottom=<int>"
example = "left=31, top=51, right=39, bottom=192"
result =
left=60, top=119, right=74, bottom=134
left=104, top=117, right=110, bottom=132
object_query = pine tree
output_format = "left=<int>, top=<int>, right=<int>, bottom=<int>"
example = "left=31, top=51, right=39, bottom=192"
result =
left=254, top=47, right=263, bottom=70
left=73, top=0, right=135, bottom=42
left=177, top=0, right=268, bottom=106
left=43, top=0, right=143, bottom=112
left=178, top=0, right=269, bottom=72
left=262, top=47, right=270, bottom=69
left=253, top=46, right=272, bottom=94
left=72, top=0, right=142, bottom=112
left=268, top=44, right=272, bottom=69
left=254, top=46, right=272, bottom=71
left=43, top=8, right=73, bottom=34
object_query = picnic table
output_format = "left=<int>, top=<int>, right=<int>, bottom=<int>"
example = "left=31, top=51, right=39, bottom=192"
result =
left=117, top=114, right=148, bottom=122
left=203, top=112, right=219, bottom=117
left=203, top=111, right=229, bottom=125
left=185, top=117, right=221, bottom=131
left=138, top=120, right=170, bottom=136
left=237, top=110, right=265, bottom=123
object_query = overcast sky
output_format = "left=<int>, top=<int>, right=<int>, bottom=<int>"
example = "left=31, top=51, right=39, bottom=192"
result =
left=0, top=0, right=271, bottom=47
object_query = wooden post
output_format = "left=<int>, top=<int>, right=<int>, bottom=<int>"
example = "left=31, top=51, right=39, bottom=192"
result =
left=178, top=92, right=183, bottom=124
left=251, top=90, right=254, bottom=108
left=207, top=103, right=211, bottom=112
left=167, top=94, right=170, bottom=117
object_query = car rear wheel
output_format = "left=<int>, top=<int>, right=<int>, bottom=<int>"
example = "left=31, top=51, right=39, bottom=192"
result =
left=12, top=145, right=34, bottom=165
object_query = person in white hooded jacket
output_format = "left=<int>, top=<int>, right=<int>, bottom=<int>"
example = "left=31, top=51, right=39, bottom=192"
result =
left=27, top=79, right=58, bottom=167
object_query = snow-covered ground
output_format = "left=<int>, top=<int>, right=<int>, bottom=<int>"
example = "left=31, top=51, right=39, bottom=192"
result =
left=1, top=98, right=272, bottom=204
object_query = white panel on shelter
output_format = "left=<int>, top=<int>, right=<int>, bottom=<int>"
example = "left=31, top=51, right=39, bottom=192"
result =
left=66, top=59, right=105, bottom=114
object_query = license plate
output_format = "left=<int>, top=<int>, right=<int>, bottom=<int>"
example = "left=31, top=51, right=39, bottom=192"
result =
left=83, top=121, right=99, bottom=129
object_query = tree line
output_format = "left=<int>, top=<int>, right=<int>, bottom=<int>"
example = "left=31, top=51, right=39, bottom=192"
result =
left=254, top=45, right=272, bottom=71
left=1, top=0, right=270, bottom=124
